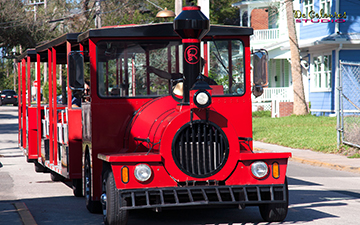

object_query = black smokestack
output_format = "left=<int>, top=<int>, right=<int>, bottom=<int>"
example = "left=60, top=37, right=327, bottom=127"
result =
left=173, top=6, right=209, bottom=104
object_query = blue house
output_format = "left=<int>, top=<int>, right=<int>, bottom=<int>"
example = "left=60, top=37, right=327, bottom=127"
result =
left=232, top=0, right=303, bottom=115
left=297, top=0, right=360, bottom=116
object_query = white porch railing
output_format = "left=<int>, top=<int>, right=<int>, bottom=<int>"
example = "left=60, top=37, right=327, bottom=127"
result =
left=252, top=87, right=293, bottom=102
left=250, top=28, right=280, bottom=41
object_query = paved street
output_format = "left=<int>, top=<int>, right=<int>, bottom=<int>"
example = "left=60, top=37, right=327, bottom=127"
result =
left=2, top=105, right=360, bottom=225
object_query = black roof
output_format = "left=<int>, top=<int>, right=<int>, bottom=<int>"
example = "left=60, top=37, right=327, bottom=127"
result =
left=78, top=23, right=253, bottom=42
left=17, top=23, right=253, bottom=63
left=35, top=33, right=80, bottom=64
left=36, top=33, right=80, bottom=52
left=16, top=49, right=36, bottom=62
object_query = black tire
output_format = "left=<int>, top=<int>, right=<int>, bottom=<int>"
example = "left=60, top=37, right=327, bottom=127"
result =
left=84, top=154, right=102, bottom=213
left=103, top=171, right=129, bottom=225
left=50, top=172, right=64, bottom=182
left=259, top=178, right=289, bottom=222
left=34, top=162, right=47, bottom=173
left=73, top=179, right=83, bottom=197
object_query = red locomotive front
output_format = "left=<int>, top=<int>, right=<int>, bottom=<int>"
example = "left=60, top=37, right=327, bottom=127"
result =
left=69, top=6, right=291, bottom=225
left=17, top=5, right=291, bottom=225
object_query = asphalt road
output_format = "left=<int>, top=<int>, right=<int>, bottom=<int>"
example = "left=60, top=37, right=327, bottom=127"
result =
left=1, top=105, right=360, bottom=225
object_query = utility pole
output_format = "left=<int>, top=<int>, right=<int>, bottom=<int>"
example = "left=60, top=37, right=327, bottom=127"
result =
left=197, top=0, right=209, bottom=19
left=175, top=0, right=182, bottom=16
left=95, top=0, right=102, bottom=28
left=285, top=0, right=308, bottom=115
left=26, top=0, right=45, bottom=21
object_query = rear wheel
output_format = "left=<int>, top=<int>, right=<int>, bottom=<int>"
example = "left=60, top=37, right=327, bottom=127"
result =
left=259, top=178, right=289, bottom=222
left=103, top=170, right=128, bottom=225
left=73, top=179, right=83, bottom=197
left=50, top=172, right=64, bottom=182
left=84, top=154, right=102, bottom=213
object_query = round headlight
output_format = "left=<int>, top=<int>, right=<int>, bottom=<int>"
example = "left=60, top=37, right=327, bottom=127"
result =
left=194, top=91, right=211, bottom=108
left=134, top=164, right=152, bottom=182
left=251, top=161, right=268, bottom=179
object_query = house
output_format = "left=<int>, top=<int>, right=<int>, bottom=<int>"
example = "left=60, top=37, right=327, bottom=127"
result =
left=232, top=0, right=307, bottom=117
left=294, top=0, right=360, bottom=116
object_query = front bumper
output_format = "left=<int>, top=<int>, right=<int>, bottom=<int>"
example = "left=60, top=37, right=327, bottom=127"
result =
left=1, top=98, right=17, bottom=104
left=119, top=184, right=287, bottom=210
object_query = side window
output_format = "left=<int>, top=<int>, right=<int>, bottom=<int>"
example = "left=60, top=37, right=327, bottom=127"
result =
left=208, top=40, right=245, bottom=96
left=97, top=41, right=181, bottom=98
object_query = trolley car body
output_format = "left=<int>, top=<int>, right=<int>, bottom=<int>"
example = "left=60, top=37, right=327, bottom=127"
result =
left=17, top=6, right=291, bottom=224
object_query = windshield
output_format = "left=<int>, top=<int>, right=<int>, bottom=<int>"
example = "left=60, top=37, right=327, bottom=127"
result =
left=2, top=90, right=16, bottom=95
left=96, top=39, right=245, bottom=98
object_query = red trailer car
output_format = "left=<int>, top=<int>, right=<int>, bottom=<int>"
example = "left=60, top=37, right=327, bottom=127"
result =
left=18, top=6, right=291, bottom=225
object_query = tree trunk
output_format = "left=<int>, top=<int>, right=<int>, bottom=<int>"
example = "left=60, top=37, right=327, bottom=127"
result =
left=285, top=0, right=308, bottom=115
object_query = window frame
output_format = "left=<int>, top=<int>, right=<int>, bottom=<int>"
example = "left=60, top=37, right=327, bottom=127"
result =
left=302, top=0, right=314, bottom=26
left=320, top=0, right=331, bottom=15
left=303, top=0, right=314, bottom=17
left=310, top=53, right=332, bottom=92
left=95, top=38, right=246, bottom=99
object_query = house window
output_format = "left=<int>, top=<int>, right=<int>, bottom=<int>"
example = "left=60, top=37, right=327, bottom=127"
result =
left=320, top=0, right=331, bottom=14
left=303, top=0, right=314, bottom=17
left=312, top=54, right=332, bottom=91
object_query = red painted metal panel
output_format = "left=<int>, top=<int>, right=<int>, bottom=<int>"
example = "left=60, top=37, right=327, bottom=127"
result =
left=21, top=58, right=26, bottom=149
left=27, top=57, right=31, bottom=106
left=88, top=39, right=102, bottom=201
left=67, top=42, right=72, bottom=109
left=27, top=106, right=38, bottom=160
left=226, top=159, right=289, bottom=185
left=17, top=60, right=21, bottom=146
left=36, top=53, right=42, bottom=159
left=239, top=152, right=292, bottom=161
left=83, top=33, right=290, bottom=201
left=52, top=47, right=58, bottom=166
left=98, top=153, right=162, bottom=163
left=111, top=163, right=177, bottom=190
left=48, top=49, right=53, bottom=163
left=67, top=109, right=83, bottom=178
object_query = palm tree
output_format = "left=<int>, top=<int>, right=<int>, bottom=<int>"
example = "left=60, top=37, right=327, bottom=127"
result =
left=285, top=0, right=308, bottom=115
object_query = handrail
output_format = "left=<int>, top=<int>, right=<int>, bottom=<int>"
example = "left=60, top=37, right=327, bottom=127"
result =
left=252, top=87, right=293, bottom=102
left=250, top=28, right=280, bottom=41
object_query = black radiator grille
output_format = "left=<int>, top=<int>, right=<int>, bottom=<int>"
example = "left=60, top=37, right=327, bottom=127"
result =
left=172, top=121, right=229, bottom=178
left=119, top=184, right=288, bottom=209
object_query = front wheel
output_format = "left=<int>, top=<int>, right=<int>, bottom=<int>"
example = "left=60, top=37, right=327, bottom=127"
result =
left=103, top=170, right=129, bottom=225
left=84, top=154, right=102, bottom=213
left=259, top=178, right=289, bottom=222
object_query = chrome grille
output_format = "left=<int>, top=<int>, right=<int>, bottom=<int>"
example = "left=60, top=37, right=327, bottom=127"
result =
left=172, top=121, right=229, bottom=177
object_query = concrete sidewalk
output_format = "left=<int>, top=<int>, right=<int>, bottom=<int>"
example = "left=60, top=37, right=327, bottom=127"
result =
left=254, top=141, right=360, bottom=174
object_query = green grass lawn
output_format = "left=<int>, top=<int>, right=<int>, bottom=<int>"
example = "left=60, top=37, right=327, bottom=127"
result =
left=252, top=111, right=338, bottom=153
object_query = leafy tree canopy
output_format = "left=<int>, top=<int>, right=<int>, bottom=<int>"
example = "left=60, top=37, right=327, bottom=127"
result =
left=1, top=0, right=240, bottom=56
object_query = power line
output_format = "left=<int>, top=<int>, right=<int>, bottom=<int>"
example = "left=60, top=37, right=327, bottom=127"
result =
left=0, top=20, right=25, bottom=25
left=80, top=1, right=97, bottom=32
left=100, top=0, right=130, bottom=15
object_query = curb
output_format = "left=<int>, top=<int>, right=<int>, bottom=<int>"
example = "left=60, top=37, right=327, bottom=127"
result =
left=253, top=147, right=360, bottom=174
left=14, top=202, right=37, bottom=225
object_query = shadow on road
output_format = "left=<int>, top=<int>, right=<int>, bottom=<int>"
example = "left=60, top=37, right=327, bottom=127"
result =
left=0, top=123, right=18, bottom=134
left=0, top=178, right=357, bottom=225
left=0, top=112, right=18, bottom=120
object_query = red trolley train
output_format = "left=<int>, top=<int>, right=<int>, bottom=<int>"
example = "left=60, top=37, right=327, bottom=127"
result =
left=17, top=6, right=291, bottom=225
